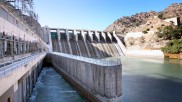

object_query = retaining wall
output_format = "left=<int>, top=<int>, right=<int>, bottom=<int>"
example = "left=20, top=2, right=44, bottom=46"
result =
left=164, top=52, right=182, bottom=59
left=126, top=50, right=164, bottom=59
left=49, top=52, right=122, bottom=102
left=0, top=53, right=46, bottom=102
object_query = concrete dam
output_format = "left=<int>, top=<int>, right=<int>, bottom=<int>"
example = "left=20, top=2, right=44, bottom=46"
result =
left=47, top=28, right=126, bottom=58
left=0, top=1, right=124, bottom=102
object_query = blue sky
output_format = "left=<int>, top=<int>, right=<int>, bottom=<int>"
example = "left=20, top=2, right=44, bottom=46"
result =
left=34, top=0, right=182, bottom=30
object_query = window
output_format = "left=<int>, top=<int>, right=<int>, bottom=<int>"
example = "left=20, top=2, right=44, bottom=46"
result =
left=7, top=97, right=11, bottom=102
left=15, top=19, right=19, bottom=25
left=0, top=7, right=3, bottom=17
left=8, top=14, right=14, bottom=24
left=0, top=7, right=8, bottom=19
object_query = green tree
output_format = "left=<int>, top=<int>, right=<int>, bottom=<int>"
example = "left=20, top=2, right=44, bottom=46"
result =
left=157, top=25, right=182, bottom=54
left=158, top=13, right=163, bottom=19
left=156, top=25, right=182, bottom=40
left=161, top=39, right=182, bottom=54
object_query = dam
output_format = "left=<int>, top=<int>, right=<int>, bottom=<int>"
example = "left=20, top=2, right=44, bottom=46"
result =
left=0, top=1, right=123, bottom=102
left=1, top=0, right=182, bottom=102
left=46, top=28, right=126, bottom=57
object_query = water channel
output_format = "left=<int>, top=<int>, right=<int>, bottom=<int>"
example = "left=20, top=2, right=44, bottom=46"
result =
left=28, top=57, right=182, bottom=102
left=28, top=67, right=84, bottom=102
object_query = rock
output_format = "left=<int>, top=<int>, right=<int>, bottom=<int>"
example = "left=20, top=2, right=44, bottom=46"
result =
left=105, top=3, right=182, bottom=34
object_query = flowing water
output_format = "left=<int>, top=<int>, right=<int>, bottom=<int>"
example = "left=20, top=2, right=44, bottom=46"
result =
left=28, top=57, right=182, bottom=102
left=52, top=38, right=124, bottom=57
left=28, top=67, right=84, bottom=102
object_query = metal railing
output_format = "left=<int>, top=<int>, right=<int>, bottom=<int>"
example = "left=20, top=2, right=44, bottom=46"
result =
left=77, top=56, right=121, bottom=66
left=75, top=54, right=122, bottom=65
left=52, top=52, right=122, bottom=66
left=0, top=54, right=29, bottom=68
left=0, top=52, right=46, bottom=78
left=81, top=54, right=105, bottom=59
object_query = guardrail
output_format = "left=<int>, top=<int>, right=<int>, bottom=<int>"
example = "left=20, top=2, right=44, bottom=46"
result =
left=0, top=52, right=46, bottom=78
left=52, top=52, right=121, bottom=66
left=76, top=56, right=122, bottom=66
left=0, top=55, right=29, bottom=68
left=75, top=54, right=122, bottom=65
left=76, top=54, right=121, bottom=65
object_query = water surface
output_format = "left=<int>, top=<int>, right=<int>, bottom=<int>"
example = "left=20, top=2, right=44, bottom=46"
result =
left=28, top=57, right=182, bottom=102
left=28, top=67, right=84, bottom=102
left=121, top=57, right=182, bottom=102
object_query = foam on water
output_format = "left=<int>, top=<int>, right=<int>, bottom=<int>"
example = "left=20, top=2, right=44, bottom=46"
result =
left=28, top=67, right=84, bottom=102
left=28, top=68, right=47, bottom=102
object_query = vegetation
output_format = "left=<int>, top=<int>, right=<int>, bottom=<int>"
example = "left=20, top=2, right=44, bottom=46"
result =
left=146, top=28, right=150, bottom=31
left=156, top=25, right=182, bottom=54
left=115, top=30, right=121, bottom=34
left=142, top=28, right=150, bottom=34
left=161, top=39, right=182, bottom=54
left=139, top=37, right=145, bottom=43
left=158, top=13, right=163, bottom=19
left=142, top=30, right=148, bottom=34
left=156, top=25, right=182, bottom=40
left=128, top=37, right=135, bottom=46
left=161, top=24, right=165, bottom=26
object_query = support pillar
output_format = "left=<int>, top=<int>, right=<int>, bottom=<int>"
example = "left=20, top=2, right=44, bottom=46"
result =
left=47, top=28, right=53, bottom=52
left=66, top=29, right=70, bottom=42
left=24, top=40, right=26, bottom=54
left=101, top=32, right=106, bottom=42
left=0, top=33, right=2, bottom=56
left=95, top=31, right=100, bottom=42
left=81, top=30, right=86, bottom=42
left=4, top=36, right=7, bottom=54
left=88, top=31, right=93, bottom=42
left=112, top=30, right=127, bottom=55
left=74, top=30, right=78, bottom=41
left=107, top=32, right=112, bottom=42
left=57, top=29, right=60, bottom=42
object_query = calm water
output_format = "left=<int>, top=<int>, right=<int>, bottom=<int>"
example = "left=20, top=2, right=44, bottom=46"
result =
left=28, top=67, right=84, bottom=102
left=28, top=57, right=182, bottom=102
left=121, top=57, right=182, bottom=102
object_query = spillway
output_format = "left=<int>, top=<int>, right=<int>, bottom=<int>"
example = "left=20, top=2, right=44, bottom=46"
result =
left=50, top=28, right=126, bottom=58
left=52, top=39, right=123, bottom=58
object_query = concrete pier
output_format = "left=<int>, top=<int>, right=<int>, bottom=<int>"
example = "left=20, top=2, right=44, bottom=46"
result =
left=47, top=52, right=122, bottom=102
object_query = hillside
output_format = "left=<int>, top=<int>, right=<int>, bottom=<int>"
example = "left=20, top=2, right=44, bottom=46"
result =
left=160, top=3, right=182, bottom=21
left=105, top=3, right=182, bottom=34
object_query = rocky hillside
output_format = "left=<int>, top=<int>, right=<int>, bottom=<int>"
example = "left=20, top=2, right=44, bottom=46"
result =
left=160, top=3, right=182, bottom=20
left=105, top=3, right=182, bottom=34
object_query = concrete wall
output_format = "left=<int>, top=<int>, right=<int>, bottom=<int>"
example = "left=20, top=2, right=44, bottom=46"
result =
left=163, top=17, right=180, bottom=26
left=0, top=63, right=42, bottom=102
left=0, top=4, right=38, bottom=43
left=0, top=4, right=48, bottom=56
left=49, top=52, right=122, bottom=102
left=48, top=27, right=126, bottom=57
left=0, top=53, right=46, bottom=102
left=113, top=31, right=126, bottom=55
left=126, top=50, right=164, bottom=59
left=164, top=52, right=182, bottom=59
left=0, top=2, right=47, bottom=46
